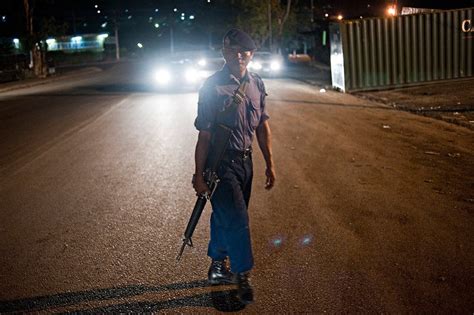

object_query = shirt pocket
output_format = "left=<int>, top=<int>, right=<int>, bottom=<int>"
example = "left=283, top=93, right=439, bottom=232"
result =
left=216, top=95, right=238, bottom=128
left=248, top=96, right=262, bottom=129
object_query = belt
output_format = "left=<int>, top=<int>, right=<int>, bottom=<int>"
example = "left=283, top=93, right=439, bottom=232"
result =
left=225, top=148, right=252, bottom=159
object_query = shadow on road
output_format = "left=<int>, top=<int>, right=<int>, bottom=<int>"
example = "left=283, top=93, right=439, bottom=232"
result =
left=270, top=98, right=396, bottom=111
left=93, top=83, right=199, bottom=94
left=0, top=280, right=245, bottom=313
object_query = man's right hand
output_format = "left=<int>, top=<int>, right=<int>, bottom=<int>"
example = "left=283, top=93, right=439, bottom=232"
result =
left=193, top=174, right=211, bottom=196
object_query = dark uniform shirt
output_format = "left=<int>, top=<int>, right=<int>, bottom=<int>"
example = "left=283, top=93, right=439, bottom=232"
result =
left=194, top=65, right=269, bottom=151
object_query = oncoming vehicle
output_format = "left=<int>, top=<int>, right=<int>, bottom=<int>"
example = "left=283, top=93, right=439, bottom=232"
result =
left=248, top=51, right=284, bottom=77
left=150, top=50, right=224, bottom=91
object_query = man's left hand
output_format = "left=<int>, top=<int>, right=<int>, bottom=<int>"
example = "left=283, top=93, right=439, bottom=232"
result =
left=265, top=167, right=276, bottom=190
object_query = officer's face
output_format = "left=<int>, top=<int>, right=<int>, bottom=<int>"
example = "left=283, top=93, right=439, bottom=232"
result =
left=222, top=45, right=254, bottom=73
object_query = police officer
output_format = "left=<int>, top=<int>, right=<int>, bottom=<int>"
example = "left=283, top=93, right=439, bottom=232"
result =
left=193, top=28, right=275, bottom=304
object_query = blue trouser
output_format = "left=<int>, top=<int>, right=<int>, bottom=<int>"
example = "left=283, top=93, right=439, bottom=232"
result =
left=208, top=153, right=254, bottom=274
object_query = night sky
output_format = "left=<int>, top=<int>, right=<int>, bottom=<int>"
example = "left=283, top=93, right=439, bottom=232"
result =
left=0, top=0, right=473, bottom=52
left=1, top=1, right=473, bottom=35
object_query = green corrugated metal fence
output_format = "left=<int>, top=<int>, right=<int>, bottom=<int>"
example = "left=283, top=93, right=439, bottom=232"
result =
left=330, top=7, right=474, bottom=92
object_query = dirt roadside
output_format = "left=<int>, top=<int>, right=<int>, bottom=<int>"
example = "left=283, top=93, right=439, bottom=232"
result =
left=354, top=78, right=474, bottom=130
left=291, top=63, right=474, bottom=130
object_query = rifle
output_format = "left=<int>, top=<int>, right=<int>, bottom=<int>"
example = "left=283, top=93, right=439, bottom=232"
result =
left=176, top=78, right=249, bottom=261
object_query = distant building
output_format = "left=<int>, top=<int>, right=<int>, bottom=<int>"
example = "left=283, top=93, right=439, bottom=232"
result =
left=46, top=33, right=112, bottom=52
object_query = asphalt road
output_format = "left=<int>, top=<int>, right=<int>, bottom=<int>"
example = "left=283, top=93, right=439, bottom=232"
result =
left=0, top=62, right=473, bottom=313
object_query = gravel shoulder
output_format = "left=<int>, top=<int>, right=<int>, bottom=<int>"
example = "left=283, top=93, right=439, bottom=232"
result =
left=354, top=78, right=474, bottom=130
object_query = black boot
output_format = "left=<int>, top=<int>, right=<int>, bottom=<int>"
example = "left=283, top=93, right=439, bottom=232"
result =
left=236, top=272, right=254, bottom=304
left=208, top=259, right=235, bottom=285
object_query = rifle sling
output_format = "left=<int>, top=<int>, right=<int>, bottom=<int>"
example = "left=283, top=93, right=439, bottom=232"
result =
left=206, top=77, right=250, bottom=172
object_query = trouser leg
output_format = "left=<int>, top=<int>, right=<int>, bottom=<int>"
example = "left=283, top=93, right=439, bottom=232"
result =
left=208, top=211, right=228, bottom=261
left=208, top=158, right=254, bottom=274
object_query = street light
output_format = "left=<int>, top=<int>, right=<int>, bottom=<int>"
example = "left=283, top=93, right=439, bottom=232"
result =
left=387, top=5, right=397, bottom=16
left=337, top=14, right=343, bottom=20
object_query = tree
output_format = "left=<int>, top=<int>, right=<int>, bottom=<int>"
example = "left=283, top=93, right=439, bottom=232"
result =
left=273, top=0, right=293, bottom=54
left=23, top=0, right=46, bottom=77
left=235, top=0, right=270, bottom=49
left=22, top=0, right=67, bottom=78
left=232, top=0, right=296, bottom=53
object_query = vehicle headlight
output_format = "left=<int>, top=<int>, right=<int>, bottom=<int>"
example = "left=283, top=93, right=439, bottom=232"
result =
left=249, top=61, right=262, bottom=70
left=154, top=69, right=171, bottom=85
left=199, top=70, right=210, bottom=78
left=185, top=68, right=199, bottom=83
left=197, top=58, right=207, bottom=67
left=270, top=60, right=281, bottom=71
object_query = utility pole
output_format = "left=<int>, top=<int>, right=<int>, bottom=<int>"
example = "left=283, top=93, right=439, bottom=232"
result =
left=23, top=0, right=34, bottom=68
left=170, top=25, right=174, bottom=54
left=268, top=0, right=272, bottom=52
left=113, top=11, right=120, bottom=61
left=72, top=10, right=77, bottom=34
left=310, top=0, right=315, bottom=60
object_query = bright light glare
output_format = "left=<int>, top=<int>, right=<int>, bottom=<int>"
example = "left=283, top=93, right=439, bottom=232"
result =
left=13, top=38, right=20, bottom=49
left=137, top=43, right=143, bottom=48
left=199, top=70, right=209, bottom=78
left=270, top=61, right=281, bottom=71
left=154, top=23, right=159, bottom=28
left=300, top=235, right=313, bottom=246
left=197, top=58, right=206, bottom=66
left=249, top=61, right=262, bottom=70
left=337, top=14, right=343, bottom=20
left=387, top=6, right=396, bottom=16
left=185, top=68, right=199, bottom=83
left=97, top=34, right=108, bottom=40
left=154, top=69, right=171, bottom=85
left=71, top=36, right=82, bottom=42
left=46, top=38, right=56, bottom=45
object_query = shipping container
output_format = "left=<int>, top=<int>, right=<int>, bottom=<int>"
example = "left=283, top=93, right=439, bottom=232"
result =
left=330, top=7, right=474, bottom=92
